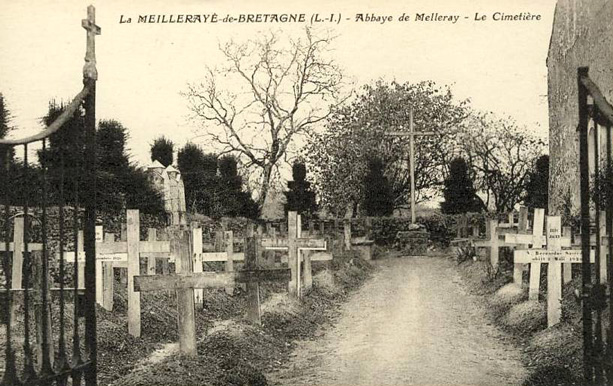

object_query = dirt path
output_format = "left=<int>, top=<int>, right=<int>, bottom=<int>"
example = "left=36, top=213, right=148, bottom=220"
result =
left=268, top=257, right=527, bottom=386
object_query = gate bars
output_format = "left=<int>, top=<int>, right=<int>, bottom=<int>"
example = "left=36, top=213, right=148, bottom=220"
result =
left=578, top=66, right=613, bottom=385
left=0, top=6, right=99, bottom=386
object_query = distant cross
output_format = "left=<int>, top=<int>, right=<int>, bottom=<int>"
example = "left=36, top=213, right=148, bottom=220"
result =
left=82, top=5, right=101, bottom=80
left=385, top=106, right=436, bottom=224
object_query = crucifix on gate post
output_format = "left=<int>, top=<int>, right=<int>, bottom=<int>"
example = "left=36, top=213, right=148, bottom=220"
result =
left=385, top=106, right=436, bottom=224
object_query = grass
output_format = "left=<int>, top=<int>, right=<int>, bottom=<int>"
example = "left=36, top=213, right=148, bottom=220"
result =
left=101, top=254, right=375, bottom=386
left=455, top=256, right=585, bottom=386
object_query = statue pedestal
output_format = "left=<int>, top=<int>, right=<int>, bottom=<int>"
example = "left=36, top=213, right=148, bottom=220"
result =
left=395, top=227, right=430, bottom=255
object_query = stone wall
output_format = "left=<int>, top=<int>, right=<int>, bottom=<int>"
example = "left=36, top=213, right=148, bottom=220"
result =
left=547, top=0, right=613, bottom=214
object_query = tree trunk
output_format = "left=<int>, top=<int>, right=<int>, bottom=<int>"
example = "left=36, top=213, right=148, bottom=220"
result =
left=257, top=164, right=274, bottom=211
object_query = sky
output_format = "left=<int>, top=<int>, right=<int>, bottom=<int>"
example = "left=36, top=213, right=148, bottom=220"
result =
left=0, top=0, right=557, bottom=168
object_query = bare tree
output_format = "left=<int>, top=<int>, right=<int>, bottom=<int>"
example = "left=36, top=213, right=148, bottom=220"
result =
left=457, top=113, right=546, bottom=212
left=185, top=28, right=344, bottom=209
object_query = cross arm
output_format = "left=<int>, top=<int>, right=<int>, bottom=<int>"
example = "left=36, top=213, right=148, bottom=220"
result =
left=134, top=268, right=290, bottom=292
left=386, top=131, right=436, bottom=136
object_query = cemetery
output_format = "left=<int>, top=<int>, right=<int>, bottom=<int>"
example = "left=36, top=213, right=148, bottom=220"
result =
left=1, top=1, right=612, bottom=385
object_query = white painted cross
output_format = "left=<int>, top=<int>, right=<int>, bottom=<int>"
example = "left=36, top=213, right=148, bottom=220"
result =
left=505, top=208, right=546, bottom=299
left=473, top=219, right=519, bottom=271
left=261, top=212, right=328, bottom=297
left=513, top=216, right=595, bottom=327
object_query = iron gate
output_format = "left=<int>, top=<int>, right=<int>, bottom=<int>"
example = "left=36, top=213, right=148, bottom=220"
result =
left=578, top=66, right=613, bottom=384
left=0, top=6, right=99, bottom=386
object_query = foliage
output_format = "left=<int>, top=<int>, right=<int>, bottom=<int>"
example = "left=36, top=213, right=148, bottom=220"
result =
left=304, top=80, right=468, bottom=215
left=184, top=27, right=345, bottom=209
left=457, top=113, right=546, bottom=212
left=176, top=144, right=260, bottom=219
left=97, top=120, right=166, bottom=217
left=524, top=155, right=549, bottom=211
left=0, top=93, right=12, bottom=139
left=440, top=157, right=483, bottom=214
left=363, top=157, right=394, bottom=216
left=284, top=162, right=317, bottom=218
left=215, top=156, right=260, bottom=219
left=177, top=143, right=218, bottom=214
left=150, top=136, right=174, bottom=167
left=0, top=93, right=14, bottom=189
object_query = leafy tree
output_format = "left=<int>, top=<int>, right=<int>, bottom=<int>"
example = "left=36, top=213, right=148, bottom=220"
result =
left=304, top=80, right=468, bottom=216
left=150, top=136, right=174, bottom=167
left=524, top=155, right=549, bottom=211
left=37, top=100, right=86, bottom=205
left=440, top=157, right=483, bottom=214
left=284, top=162, right=317, bottom=218
left=0, top=93, right=13, bottom=174
left=97, top=120, right=165, bottom=217
left=177, top=143, right=218, bottom=214
left=457, top=113, right=546, bottom=212
left=363, top=157, right=394, bottom=216
left=215, top=156, right=259, bottom=219
left=185, top=27, right=345, bottom=210
left=0, top=93, right=12, bottom=139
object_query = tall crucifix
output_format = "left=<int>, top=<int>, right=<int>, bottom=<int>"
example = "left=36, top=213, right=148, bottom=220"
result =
left=386, top=106, right=436, bottom=224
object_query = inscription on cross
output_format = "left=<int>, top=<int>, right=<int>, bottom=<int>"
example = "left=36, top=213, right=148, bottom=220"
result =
left=513, top=216, right=595, bottom=327
left=261, top=212, right=327, bottom=297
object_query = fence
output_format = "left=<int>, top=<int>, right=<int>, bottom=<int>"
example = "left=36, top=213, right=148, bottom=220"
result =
left=0, top=6, right=99, bottom=386
left=578, top=66, right=613, bottom=385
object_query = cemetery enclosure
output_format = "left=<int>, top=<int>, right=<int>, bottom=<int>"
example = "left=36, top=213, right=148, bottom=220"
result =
left=578, top=67, right=613, bottom=385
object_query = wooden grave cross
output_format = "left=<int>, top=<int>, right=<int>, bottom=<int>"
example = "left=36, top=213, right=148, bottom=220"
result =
left=504, top=208, right=545, bottom=298
left=472, top=219, right=520, bottom=272
left=1, top=217, right=43, bottom=293
left=61, top=219, right=170, bottom=312
left=261, top=212, right=329, bottom=297
left=133, top=231, right=290, bottom=354
left=513, top=216, right=595, bottom=327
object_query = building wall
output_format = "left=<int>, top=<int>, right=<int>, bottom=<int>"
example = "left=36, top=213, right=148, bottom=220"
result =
left=547, top=0, right=613, bottom=215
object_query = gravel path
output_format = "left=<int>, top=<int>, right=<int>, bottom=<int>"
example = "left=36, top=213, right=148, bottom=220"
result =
left=269, top=256, right=527, bottom=386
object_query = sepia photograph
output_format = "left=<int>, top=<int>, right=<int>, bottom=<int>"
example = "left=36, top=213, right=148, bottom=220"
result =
left=0, top=0, right=611, bottom=385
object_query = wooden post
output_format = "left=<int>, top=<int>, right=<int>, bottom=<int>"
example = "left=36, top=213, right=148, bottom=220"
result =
left=173, top=229, right=196, bottom=355
left=101, top=232, right=115, bottom=311
left=513, top=207, right=528, bottom=286
left=546, top=216, right=563, bottom=327
left=562, top=226, right=573, bottom=284
left=192, top=227, right=203, bottom=308
left=127, top=210, right=141, bottom=337
left=343, top=219, right=352, bottom=251
left=214, top=230, right=224, bottom=252
left=288, top=212, right=299, bottom=297
left=101, top=262, right=114, bottom=311
left=11, top=217, right=24, bottom=291
left=529, top=209, right=545, bottom=301
left=487, top=220, right=499, bottom=271
left=147, top=228, right=157, bottom=275
left=224, top=230, right=234, bottom=295
left=78, top=230, right=86, bottom=290
left=298, top=215, right=313, bottom=292
left=245, top=236, right=261, bottom=324
left=95, top=230, right=104, bottom=306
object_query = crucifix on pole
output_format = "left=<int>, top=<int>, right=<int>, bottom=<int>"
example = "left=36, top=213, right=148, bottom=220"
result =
left=385, top=106, right=436, bottom=224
